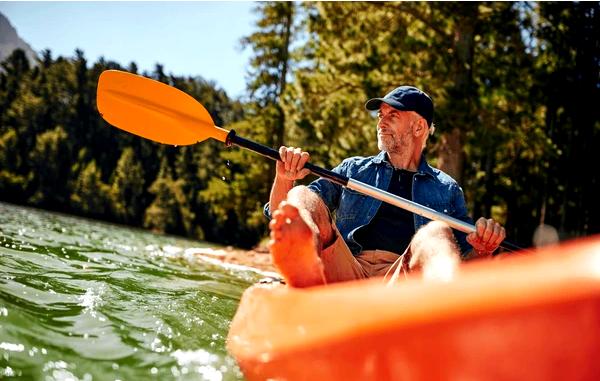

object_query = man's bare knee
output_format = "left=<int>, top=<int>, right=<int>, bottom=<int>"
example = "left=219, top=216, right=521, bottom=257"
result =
left=410, top=220, right=459, bottom=273
left=286, top=185, right=314, bottom=203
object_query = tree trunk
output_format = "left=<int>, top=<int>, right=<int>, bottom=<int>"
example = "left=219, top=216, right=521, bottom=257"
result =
left=436, top=128, right=464, bottom=182
left=270, top=3, right=294, bottom=182
left=436, top=4, right=477, bottom=184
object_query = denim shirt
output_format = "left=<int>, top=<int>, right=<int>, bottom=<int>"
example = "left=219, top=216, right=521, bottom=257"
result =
left=264, top=151, right=473, bottom=257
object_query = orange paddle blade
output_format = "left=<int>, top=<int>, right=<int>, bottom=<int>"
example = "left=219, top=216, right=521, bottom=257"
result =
left=96, top=70, right=229, bottom=145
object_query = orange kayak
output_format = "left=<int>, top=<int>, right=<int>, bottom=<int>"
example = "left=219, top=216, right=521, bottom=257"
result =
left=227, top=236, right=600, bottom=381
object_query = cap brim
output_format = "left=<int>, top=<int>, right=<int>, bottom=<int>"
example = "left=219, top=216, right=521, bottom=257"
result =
left=365, top=97, right=408, bottom=112
left=365, top=98, right=384, bottom=111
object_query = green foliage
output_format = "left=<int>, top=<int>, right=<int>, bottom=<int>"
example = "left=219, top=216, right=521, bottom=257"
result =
left=0, top=2, right=598, bottom=248
left=286, top=1, right=598, bottom=244
left=0, top=48, right=243, bottom=244
left=110, top=147, right=145, bottom=224
left=28, top=125, right=70, bottom=207
left=143, top=156, right=201, bottom=239
left=143, top=157, right=180, bottom=234
left=200, top=120, right=273, bottom=247
left=70, top=160, right=111, bottom=217
left=200, top=2, right=298, bottom=248
left=0, top=128, right=27, bottom=198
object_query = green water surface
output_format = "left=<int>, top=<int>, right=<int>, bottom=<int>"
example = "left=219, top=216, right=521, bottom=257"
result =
left=0, top=202, right=265, bottom=380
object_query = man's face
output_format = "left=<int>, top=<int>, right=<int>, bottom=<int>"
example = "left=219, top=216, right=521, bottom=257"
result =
left=376, top=103, right=420, bottom=154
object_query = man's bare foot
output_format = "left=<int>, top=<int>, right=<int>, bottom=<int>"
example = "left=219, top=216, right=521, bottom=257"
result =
left=268, top=202, right=326, bottom=288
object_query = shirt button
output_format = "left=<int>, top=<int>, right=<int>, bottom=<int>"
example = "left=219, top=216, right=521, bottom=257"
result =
left=444, top=209, right=448, bottom=213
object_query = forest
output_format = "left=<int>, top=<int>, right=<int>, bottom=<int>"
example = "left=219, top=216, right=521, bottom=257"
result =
left=0, top=2, right=598, bottom=249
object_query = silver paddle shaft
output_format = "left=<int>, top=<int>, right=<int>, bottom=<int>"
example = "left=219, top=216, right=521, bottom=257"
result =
left=348, top=179, right=475, bottom=234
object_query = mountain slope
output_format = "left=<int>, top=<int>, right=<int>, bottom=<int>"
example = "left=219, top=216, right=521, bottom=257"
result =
left=0, top=12, right=38, bottom=64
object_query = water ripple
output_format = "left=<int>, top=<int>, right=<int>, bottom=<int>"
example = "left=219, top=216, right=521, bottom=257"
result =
left=0, top=202, right=260, bottom=380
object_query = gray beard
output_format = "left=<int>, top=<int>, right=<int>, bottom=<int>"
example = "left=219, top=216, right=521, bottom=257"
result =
left=377, top=135, right=403, bottom=154
left=378, top=136, right=415, bottom=162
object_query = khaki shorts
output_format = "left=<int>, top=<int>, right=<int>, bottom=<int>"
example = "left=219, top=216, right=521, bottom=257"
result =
left=320, top=227, right=412, bottom=285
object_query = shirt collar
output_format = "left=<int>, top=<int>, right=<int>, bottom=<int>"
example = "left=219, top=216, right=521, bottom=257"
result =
left=373, top=151, right=388, bottom=164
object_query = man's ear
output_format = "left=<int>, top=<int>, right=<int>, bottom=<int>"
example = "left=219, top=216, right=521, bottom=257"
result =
left=413, top=117, right=427, bottom=137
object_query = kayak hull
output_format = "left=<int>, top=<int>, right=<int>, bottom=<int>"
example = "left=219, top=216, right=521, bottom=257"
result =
left=227, top=237, right=600, bottom=381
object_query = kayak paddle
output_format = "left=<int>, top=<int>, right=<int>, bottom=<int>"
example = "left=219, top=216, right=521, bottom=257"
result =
left=96, top=70, right=523, bottom=252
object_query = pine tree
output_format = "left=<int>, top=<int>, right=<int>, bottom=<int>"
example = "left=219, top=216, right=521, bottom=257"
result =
left=110, top=147, right=145, bottom=224
left=143, top=156, right=199, bottom=238
left=0, top=128, right=27, bottom=200
left=28, top=125, right=71, bottom=208
left=71, top=160, right=111, bottom=217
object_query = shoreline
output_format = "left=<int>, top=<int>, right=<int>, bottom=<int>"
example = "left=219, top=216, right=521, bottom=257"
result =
left=189, top=245, right=277, bottom=273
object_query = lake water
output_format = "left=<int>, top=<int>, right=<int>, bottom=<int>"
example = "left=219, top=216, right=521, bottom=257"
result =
left=0, top=202, right=266, bottom=380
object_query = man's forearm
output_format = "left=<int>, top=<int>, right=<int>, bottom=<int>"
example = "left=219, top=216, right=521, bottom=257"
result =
left=269, top=176, right=295, bottom=213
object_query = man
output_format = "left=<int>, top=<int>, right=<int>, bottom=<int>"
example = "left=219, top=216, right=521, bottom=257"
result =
left=264, top=86, right=506, bottom=287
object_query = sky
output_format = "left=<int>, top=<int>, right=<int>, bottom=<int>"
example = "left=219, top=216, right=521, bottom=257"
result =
left=0, top=1, right=257, bottom=98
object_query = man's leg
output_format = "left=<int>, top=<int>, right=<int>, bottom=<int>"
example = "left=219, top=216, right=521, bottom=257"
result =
left=268, top=186, right=334, bottom=287
left=408, top=221, right=460, bottom=281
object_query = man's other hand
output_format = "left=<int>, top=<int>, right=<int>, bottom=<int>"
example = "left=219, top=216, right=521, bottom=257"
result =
left=466, top=217, right=506, bottom=256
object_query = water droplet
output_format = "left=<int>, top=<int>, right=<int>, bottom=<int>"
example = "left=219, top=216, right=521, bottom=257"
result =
left=2, top=366, right=14, bottom=377
left=221, top=176, right=227, bottom=181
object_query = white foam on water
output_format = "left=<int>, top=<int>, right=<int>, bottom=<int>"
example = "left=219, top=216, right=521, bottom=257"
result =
left=2, top=366, right=15, bottom=377
left=42, top=361, right=93, bottom=381
left=183, top=248, right=281, bottom=279
left=0, top=342, right=24, bottom=352
left=77, top=285, right=106, bottom=317
left=171, top=349, right=223, bottom=381
left=145, top=244, right=185, bottom=260
left=171, top=348, right=218, bottom=366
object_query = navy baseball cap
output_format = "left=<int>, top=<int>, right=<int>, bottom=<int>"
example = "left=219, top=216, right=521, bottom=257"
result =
left=365, top=86, right=434, bottom=126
